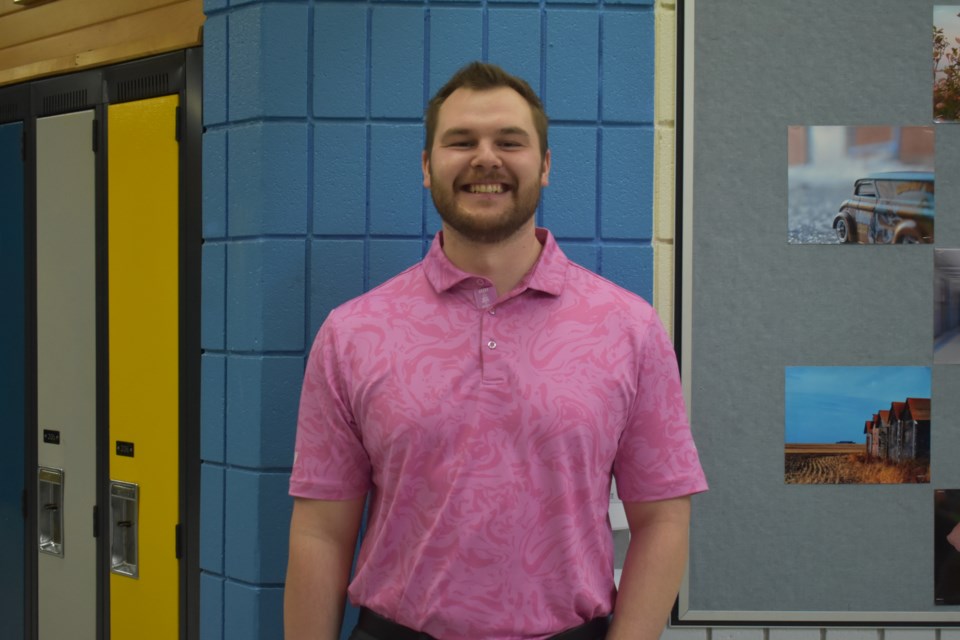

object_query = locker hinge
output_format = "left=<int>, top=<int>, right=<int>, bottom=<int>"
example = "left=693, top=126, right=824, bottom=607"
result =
left=93, top=505, right=99, bottom=538
left=92, top=119, right=99, bottom=153
left=175, top=106, right=182, bottom=143
left=175, top=523, right=182, bottom=559
left=21, top=489, right=27, bottom=519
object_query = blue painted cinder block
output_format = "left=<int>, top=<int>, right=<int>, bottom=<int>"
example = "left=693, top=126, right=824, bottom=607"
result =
left=201, top=353, right=226, bottom=463
left=229, top=4, right=309, bottom=120
left=202, top=128, right=227, bottom=239
left=557, top=242, right=598, bottom=272
left=602, top=244, right=653, bottom=300
left=228, top=122, right=308, bottom=237
left=546, top=11, right=599, bottom=120
left=602, top=12, right=655, bottom=123
left=226, top=355, right=304, bottom=468
left=203, top=14, right=228, bottom=126
left=204, top=0, right=228, bottom=13
left=314, top=4, right=368, bottom=118
left=369, top=238, right=424, bottom=289
left=202, top=242, right=226, bottom=350
left=606, top=0, right=654, bottom=6
left=542, top=126, right=596, bottom=239
left=428, top=8, right=483, bottom=97
left=225, top=470, right=293, bottom=584
left=309, top=239, right=365, bottom=337
left=226, top=239, right=306, bottom=352
left=369, top=124, right=424, bottom=236
left=600, top=126, right=653, bottom=240
left=314, top=123, right=367, bottom=236
left=370, top=6, right=424, bottom=118
left=488, top=8, right=542, bottom=89
left=200, top=464, right=225, bottom=573
left=223, top=581, right=284, bottom=640
left=200, top=573, right=224, bottom=640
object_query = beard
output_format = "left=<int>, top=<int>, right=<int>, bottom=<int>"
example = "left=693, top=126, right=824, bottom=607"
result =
left=429, top=169, right=543, bottom=244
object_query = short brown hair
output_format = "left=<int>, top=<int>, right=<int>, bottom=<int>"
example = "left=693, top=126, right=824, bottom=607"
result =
left=424, top=61, right=548, bottom=158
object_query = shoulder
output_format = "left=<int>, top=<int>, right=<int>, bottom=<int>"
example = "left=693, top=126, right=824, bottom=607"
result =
left=562, top=260, right=659, bottom=328
left=326, top=261, right=429, bottom=327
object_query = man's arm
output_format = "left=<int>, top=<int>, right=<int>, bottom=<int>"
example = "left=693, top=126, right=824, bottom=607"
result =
left=607, top=496, right=691, bottom=640
left=284, top=496, right=366, bottom=640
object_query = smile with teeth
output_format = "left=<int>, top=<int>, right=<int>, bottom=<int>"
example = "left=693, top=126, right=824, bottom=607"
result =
left=465, top=183, right=508, bottom=194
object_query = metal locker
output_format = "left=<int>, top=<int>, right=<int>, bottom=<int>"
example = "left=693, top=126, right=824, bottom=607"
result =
left=0, top=119, right=26, bottom=640
left=36, top=110, right=98, bottom=640
left=107, top=94, right=180, bottom=640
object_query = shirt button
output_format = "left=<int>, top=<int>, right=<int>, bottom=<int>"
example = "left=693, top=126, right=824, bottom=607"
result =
left=487, top=340, right=497, bottom=349
left=476, top=278, right=486, bottom=286
left=488, top=309, right=496, bottom=315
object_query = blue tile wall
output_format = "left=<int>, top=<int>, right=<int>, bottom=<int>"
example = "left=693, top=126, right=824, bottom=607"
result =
left=223, top=581, right=284, bottom=640
left=202, top=128, right=228, bottom=238
left=309, top=238, right=366, bottom=335
left=228, top=122, right=308, bottom=237
left=428, top=8, right=483, bottom=96
left=225, top=355, right=303, bottom=468
left=203, top=1, right=658, bottom=638
left=602, top=12, right=655, bottom=122
left=601, top=126, right=653, bottom=240
left=203, top=13, right=228, bottom=126
left=314, top=5, right=368, bottom=118
left=313, top=123, right=367, bottom=235
left=225, top=469, right=292, bottom=584
left=201, top=353, right=226, bottom=463
left=202, top=243, right=226, bottom=350
left=225, top=239, right=306, bottom=352
left=542, top=126, right=597, bottom=239
left=200, top=464, right=225, bottom=573
left=546, top=10, right=600, bottom=120
left=488, top=9, right=542, bottom=88
left=370, top=7, right=423, bottom=118
left=368, top=124, right=424, bottom=236
left=228, top=3, right=309, bottom=120
left=199, top=573, right=224, bottom=640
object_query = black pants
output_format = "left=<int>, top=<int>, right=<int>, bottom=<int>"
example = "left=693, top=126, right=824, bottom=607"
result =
left=348, top=608, right=609, bottom=640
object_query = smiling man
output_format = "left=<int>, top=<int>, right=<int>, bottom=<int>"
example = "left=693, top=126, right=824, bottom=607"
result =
left=285, top=62, right=707, bottom=640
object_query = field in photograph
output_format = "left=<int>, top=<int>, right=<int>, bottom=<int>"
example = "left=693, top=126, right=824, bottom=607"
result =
left=785, top=444, right=929, bottom=484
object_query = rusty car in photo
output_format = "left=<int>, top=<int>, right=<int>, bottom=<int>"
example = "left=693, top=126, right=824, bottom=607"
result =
left=832, top=171, right=935, bottom=244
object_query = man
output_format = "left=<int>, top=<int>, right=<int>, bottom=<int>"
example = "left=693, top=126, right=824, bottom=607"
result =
left=285, top=61, right=707, bottom=640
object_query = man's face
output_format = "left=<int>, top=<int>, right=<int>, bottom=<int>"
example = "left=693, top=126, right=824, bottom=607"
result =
left=422, top=87, right=550, bottom=244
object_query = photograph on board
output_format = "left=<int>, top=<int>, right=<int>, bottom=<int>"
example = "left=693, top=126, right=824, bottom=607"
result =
left=934, top=6, right=960, bottom=122
left=935, top=489, right=960, bottom=605
left=935, top=248, right=960, bottom=364
left=787, top=126, right=935, bottom=245
left=785, top=366, right=931, bottom=484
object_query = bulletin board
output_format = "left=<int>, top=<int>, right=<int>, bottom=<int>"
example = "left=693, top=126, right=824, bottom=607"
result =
left=674, top=0, right=960, bottom=626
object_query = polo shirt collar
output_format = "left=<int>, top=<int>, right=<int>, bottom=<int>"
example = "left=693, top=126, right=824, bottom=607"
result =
left=422, top=228, right=567, bottom=297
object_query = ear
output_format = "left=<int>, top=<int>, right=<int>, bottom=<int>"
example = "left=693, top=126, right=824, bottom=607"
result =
left=422, top=150, right=431, bottom=189
left=540, top=148, right=551, bottom=187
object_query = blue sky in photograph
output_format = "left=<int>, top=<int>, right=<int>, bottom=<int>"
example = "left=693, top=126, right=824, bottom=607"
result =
left=785, top=367, right=931, bottom=443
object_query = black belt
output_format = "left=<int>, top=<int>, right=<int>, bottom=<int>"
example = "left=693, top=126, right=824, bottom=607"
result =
left=357, top=607, right=608, bottom=640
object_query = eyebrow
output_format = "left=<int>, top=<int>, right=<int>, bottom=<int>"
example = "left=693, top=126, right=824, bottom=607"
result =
left=440, top=127, right=532, bottom=140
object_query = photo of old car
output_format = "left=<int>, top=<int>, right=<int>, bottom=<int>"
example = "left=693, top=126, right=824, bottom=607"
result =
left=832, top=171, right=935, bottom=244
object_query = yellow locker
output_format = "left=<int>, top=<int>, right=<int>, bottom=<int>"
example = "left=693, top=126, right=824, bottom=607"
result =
left=107, top=94, right=180, bottom=639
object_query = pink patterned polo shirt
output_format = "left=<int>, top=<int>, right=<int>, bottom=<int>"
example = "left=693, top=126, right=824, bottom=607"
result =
left=290, top=228, right=707, bottom=639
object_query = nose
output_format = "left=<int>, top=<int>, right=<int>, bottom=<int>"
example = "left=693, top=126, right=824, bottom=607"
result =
left=470, top=140, right=502, bottom=170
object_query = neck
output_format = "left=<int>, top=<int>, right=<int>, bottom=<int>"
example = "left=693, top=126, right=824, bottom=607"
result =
left=440, top=221, right=543, bottom=296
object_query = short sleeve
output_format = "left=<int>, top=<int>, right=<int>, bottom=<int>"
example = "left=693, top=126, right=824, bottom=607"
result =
left=289, top=314, right=372, bottom=500
left=613, top=313, right=708, bottom=502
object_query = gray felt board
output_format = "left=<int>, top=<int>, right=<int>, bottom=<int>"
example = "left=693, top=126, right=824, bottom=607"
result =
left=683, top=0, right=960, bottom=618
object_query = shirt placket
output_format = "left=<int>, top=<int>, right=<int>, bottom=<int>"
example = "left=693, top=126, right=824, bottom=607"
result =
left=473, top=280, right=506, bottom=384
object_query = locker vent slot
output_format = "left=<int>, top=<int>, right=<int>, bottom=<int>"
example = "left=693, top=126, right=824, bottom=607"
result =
left=116, top=73, right=171, bottom=102
left=41, top=89, right=88, bottom=116
left=0, top=101, right=23, bottom=123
